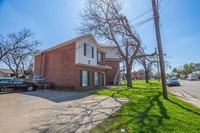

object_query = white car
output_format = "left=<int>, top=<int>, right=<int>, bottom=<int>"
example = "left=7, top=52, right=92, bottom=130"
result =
left=187, top=75, right=197, bottom=81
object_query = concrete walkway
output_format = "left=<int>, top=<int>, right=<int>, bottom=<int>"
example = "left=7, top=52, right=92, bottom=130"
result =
left=0, top=90, right=128, bottom=133
left=168, top=87, right=200, bottom=108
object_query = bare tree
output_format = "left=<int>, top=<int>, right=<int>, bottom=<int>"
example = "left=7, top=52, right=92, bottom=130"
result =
left=0, top=35, right=6, bottom=61
left=137, top=51, right=157, bottom=83
left=78, top=0, right=154, bottom=87
left=1, top=28, right=39, bottom=77
left=137, top=49, right=171, bottom=83
left=0, top=35, right=17, bottom=61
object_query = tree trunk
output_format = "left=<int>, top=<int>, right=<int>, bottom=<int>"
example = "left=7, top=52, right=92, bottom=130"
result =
left=15, top=72, right=19, bottom=78
left=145, top=71, right=149, bottom=83
left=126, top=64, right=132, bottom=87
left=15, top=68, right=19, bottom=78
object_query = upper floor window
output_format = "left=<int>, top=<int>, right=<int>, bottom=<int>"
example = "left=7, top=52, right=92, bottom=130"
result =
left=97, top=51, right=103, bottom=62
left=84, top=43, right=94, bottom=58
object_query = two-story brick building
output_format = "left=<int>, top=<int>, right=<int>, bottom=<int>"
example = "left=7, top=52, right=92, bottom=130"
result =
left=34, top=34, right=122, bottom=90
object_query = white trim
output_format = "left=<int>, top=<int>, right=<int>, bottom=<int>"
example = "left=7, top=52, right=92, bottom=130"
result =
left=34, top=34, right=98, bottom=56
left=76, top=63, right=112, bottom=70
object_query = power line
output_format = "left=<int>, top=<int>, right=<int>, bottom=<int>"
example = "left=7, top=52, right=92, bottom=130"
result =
left=134, top=16, right=154, bottom=26
left=132, top=8, right=152, bottom=21
left=129, top=8, right=153, bottom=25
left=158, top=0, right=165, bottom=7
left=160, top=0, right=172, bottom=13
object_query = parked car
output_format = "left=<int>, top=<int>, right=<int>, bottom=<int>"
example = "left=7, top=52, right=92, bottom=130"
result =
left=33, top=75, right=45, bottom=84
left=187, top=75, right=197, bottom=81
left=167, top=77, right=180, bottom=87
left=0, top=77, right=36, bottom=92
left=180, top=75, right=187, bottom=80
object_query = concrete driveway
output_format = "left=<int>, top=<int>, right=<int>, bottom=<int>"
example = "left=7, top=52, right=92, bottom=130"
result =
left=0, top=90, right=128, bottom=133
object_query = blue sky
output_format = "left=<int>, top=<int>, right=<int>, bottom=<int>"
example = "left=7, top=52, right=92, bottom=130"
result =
left=0, top=0, right=200, bottom=72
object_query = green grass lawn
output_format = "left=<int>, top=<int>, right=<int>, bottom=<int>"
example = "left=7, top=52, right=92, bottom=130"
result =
left=90, top=80, right=200, bottom=133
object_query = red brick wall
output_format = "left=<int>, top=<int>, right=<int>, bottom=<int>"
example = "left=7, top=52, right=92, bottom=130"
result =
left=34, top=43, right=76, bottom=89
left=34, top=55, right=42, bottom=75
left=34, top=42, right=107, bottom=90
left=131, top=71, right=138, bottom=79
left=131, top=70, right=145, bottom=80
left=75, top=65, right=106, bottom=90
left=105, top=60, right=120, bottom=85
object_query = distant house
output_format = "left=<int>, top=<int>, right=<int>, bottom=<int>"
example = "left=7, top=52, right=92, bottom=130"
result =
left=194, top=63, right=200, bottom=68
left=192, top=63, right=200, bottom=75
left=131, top=70, right=153, bottom=80
left=34, top=35, right=123, bottom=90
left=0, top=68, right=15, bottom=77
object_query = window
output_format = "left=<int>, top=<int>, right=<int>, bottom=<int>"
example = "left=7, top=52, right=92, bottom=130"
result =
left=84, top=43, right=94, bottom=58
left=93, top=72, right=99, bottom=86
left=97, top=51, right=102, bottom=62
left=0, top=79, right=13, bottom=83
left=13, top=78, right=23, bottom=83
left=80, top=70, right=90, bottom=87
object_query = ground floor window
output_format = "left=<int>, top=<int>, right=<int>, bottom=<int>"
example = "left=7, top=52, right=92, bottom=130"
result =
left=93, top=72, right=99, bottom=86
left=80, top=70, right=90, bottom=87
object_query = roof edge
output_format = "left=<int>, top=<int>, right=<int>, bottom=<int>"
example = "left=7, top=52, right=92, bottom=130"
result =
left=34, top=34, right=94, bottom=56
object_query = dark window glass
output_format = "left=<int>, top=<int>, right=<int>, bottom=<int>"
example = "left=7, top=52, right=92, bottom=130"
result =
left=84, top=44, right=94, bottom=58
left=80, top=70, right=90, bottom=86
left=97, top=51, right=102, bottom=62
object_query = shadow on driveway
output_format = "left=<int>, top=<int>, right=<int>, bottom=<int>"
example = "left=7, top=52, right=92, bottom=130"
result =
left=0, top=88, right=108, bottom=103
left=18, top=90, right=95, bottom=103
left=26, top=95, right=128, bottom=133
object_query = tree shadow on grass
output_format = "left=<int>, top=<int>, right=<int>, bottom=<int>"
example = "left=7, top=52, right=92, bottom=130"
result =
left=137, top=92, right=170, bottom=130
left=92, top=90, right=170, bottom=133
left=168, top=98, right=200, bottom=115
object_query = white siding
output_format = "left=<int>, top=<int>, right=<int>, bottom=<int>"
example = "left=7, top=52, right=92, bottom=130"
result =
left=101, top=47, right=119, bottom=59
left=75, top=37, right=98, bottom=66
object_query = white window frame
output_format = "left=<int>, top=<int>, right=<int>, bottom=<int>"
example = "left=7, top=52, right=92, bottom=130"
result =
left=86, top=44, right=93, bottom=58
left=94, top=72, right=99, bottom=86
left=82, top=71, right=88, bottom=87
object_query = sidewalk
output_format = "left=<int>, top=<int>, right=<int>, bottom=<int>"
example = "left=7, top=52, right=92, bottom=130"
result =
left=168, top=87, right=200, bottom=108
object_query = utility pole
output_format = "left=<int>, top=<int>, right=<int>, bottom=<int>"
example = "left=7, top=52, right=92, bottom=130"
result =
left=155, top=48, right=160, bottom=82
left=151, top=0, right=168, bottom=99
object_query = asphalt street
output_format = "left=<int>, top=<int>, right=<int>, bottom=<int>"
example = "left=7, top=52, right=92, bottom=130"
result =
left=173, top=79, right=200, bottom=99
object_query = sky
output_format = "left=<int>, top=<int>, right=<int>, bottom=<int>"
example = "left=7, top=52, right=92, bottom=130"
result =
left=0, top=0, right=200, bottom=73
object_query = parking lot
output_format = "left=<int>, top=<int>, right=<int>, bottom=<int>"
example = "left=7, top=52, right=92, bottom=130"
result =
left=0, top=90, right=128, bottom=133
